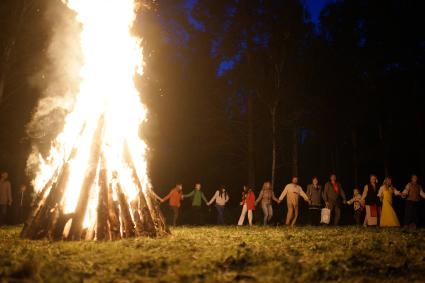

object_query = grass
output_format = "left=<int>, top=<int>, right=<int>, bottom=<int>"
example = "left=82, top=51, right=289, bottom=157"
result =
left=1, top=225, right=425, bottom=282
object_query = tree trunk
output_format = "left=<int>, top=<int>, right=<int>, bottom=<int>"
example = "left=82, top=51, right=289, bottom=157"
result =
left=292, top=127, right=298, bottom=177
left=271, top=108, right=277, bottom=190
left=331, top=148, right=336, bottom=175
left=0, top=75, right=5, bottom=107
left=417, top=113, right=425, bottom=179
left=378, top=122, right=389, bottom=177
left=247, top=95, right=255, bottom=187
left=351, top=130, right=359, bottom=187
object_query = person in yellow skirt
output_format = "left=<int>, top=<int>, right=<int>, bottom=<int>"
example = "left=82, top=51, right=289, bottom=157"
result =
left=378, top=177, right=402, bottom=227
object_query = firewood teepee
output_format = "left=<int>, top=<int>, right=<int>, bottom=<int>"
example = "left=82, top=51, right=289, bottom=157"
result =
left=22, top=0, right=168, bottom=240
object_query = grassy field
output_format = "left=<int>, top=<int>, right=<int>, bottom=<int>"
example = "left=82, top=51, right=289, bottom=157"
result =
left=1, top=226, right=425, bottom=282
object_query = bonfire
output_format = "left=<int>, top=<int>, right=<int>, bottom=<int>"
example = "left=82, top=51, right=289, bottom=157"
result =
left=21, top=0, right=168, bottom=240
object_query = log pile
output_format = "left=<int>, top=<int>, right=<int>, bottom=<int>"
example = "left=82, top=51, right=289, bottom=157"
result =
left=21, top=117, right=169, bottom=241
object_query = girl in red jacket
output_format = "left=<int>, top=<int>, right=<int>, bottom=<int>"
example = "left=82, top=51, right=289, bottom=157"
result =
left=237, top=186, right=256, bottom=226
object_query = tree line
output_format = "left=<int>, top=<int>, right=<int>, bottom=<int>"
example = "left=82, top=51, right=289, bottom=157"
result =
left=0, top=0, right=424, bottom=202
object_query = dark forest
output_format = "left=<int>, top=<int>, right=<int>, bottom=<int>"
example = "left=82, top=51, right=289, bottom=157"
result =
left=1, top=0, right=424, bottom=224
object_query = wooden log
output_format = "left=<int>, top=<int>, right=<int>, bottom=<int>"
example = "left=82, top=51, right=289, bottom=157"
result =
left=67, top=116, right=105, bottom=240
left=20, top=167, right=58, bottom=238
left=147, top=189, right=170, bottom=235
left=51, top=213, right=73, bottom=240
left=123, top=141, right=157, bottom=237
left=130, top=200, right=144, bottom=236
left=96, top=155, right=109, bottom=241
left=115, top=182, right=136, bottom=238
left=107, top=179, right=121, bottom=240
left=22, top=123, right=86, bottom=239
left=23, top=156, right=74, bottom=239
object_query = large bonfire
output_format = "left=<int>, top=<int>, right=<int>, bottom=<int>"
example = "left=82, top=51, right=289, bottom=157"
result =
left=21, top=0, right=168, bottom=240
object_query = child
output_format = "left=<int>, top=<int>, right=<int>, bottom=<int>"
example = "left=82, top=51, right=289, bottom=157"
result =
left=346, top=188, right=363, bottom=226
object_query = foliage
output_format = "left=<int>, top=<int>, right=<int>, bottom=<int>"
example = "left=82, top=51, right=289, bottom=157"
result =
left=1, top=226, right=425, bottom=282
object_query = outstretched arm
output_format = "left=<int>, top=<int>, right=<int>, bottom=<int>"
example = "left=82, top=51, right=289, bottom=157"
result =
left=202, top=192, right=208, bottom=204
left=322, top=184, right=329, bottom=203
left=183, top=190, right=195, bottom=198
left=361, top=185, right=368, bottom=202
left=306, top=185, right=312, bottom=199
left=340, top=186, right=347, bottom=203
left=402, top=184, right=410, bottom=198
left=299, top=187, right=310, bottom=202
left=420, top=189, right=425, bottom=199
left=207, top=191, right=217, bottom=206
left=162, top=191, right=172, bottom=202
left=255, top=190, right=264, bottom=206
left=272, top=191, right=279, bottom=203
left=278, top=186, right=288, bottom=202
left=151, top=190, right=163, bottom=202
left=393, top=187, right=402, bottom=196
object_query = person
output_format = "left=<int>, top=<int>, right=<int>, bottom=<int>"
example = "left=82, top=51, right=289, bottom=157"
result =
left=306, top=177, right=323, bottom=226
left=254, top=181, right=279, bottom=225
left=207, top=186, right=229, bottom=224
left=401, top=175, right=425, bottom=228
left=0, top=172, right=12, bottom=226
left=378, top=177, right=401, bottom=227
left=237, top=186, right=256, bottom=226
left=161, top=184, right=183, bottom=226
left=323, top=174, right=346, bottom=226
left=278, top=177, right=310, bottom=227
left=183, top=183, right=208, bottom=225
left=346, top=188, right=363, bottom=226
left=361, top=174, right=380, bottom=227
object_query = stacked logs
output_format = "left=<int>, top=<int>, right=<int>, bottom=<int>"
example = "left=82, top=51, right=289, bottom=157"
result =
left=21, top=117, right=169, bottom=241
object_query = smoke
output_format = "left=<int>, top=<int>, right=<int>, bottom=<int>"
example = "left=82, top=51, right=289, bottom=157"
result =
left=26, top=0, right=82, bottom=175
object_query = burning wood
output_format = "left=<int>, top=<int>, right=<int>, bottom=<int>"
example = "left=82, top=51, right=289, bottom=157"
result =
left=22, top=0, right=169, bottom=240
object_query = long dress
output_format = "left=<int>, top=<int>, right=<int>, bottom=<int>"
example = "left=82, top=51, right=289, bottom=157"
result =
left=380, top=188, right=400, bottom=227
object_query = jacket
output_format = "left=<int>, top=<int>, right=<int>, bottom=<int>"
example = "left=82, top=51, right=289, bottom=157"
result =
left=323, top=181, right=346, bottom=205
left=163, top=187, right=183, bottom=208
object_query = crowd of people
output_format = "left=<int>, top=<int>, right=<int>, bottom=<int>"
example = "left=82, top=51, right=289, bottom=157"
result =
left=1, top=169, right=424, bottom=230
left=159, top=174, right=425, bottom=229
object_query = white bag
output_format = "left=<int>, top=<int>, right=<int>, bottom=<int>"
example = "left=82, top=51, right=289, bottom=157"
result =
left=321, top=208, right=331, bottom=224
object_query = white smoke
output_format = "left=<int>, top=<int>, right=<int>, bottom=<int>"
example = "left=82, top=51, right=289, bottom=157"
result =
left=26, top=0, right=82, bottom=176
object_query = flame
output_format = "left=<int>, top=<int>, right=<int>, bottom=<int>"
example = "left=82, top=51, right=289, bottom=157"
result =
left=31, top=0, right=150, bottom=232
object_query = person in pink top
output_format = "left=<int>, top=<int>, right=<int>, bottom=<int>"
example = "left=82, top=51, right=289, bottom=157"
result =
left=237, top=186, right=256, bottom=226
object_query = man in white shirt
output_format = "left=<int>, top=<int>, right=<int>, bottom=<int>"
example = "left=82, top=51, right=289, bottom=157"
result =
left=278, top=176, right=310, bottom=226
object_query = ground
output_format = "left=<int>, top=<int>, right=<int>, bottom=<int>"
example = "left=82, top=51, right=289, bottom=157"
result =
left=1, top=226, right=425, bottom=282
